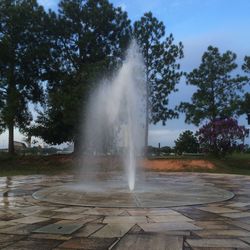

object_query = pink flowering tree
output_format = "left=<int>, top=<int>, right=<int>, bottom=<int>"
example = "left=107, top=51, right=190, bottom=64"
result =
left=197, top=118, right=249, bottom=156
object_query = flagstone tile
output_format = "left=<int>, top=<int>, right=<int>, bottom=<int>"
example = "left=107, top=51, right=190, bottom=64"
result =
left=57, top=237, right=117, bottom=249
left=0, top=234, right=25, bottom=248
left=9, top=216, right=50, bottom=224
left=139, top=222, right=201, bottom=232
left=53, top=207, right=87, bottom=213
left=103, top=216, right=147, bottom=224
left=186, top=238, right=250, bottom=248
left=193, top=220, right=237, bottom=230
left=91, top=223, right=134, bottom=238
left=127, top=209, right=180, bottom=216
left=0, top=223, right=48, bottom=235
left=1, top=239, right=62, bottom=250
left=113, top=234, right=183, bottom=250
left=197, top=206, right=240, bottom=214
left=52, top=213, right=86, bottom=220
left=29, top=233, right=72, bottom=240
left=148, top=215, right=193, bottom=223
left=195, top=229, right=250, bottom=238
left=221, top=212, right=250, bottom=218
left=33, top=223, right=83, bottom=235
left=74, top=223, right=105, bottom=237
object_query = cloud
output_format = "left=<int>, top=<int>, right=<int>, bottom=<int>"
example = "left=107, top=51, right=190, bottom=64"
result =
left=37, top=0, right=59, bottom=10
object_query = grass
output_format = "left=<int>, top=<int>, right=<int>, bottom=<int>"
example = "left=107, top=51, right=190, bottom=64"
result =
left=0, top=153, right=75, bottom=176
left=210, top=153, right=250, bottom=175
left=0, top=152, right=250, bottom=176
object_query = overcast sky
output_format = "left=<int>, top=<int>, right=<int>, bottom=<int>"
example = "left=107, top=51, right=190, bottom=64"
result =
left=1, top=0, right=250, bottom=148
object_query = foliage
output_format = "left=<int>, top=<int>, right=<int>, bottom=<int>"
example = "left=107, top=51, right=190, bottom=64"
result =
left=179, top=46, right=248, bottom=126
left=174, top=130, right=199, bottom=154
left=242, top=56, right=250, bottom=73
left=0, top=0, right=49, bottom=153
left=197, top=118, right=248, bottom=157
left=133, top=12, right=183, bottom=146
left=238, top=56, right=250, bottom=118
left=33, top=0, right=131, bottom=152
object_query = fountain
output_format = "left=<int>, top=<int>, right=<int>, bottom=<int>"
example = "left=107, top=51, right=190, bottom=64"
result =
left=33, top=41, right=234, bottom=208
left=81, top=40, right=145, bottom=191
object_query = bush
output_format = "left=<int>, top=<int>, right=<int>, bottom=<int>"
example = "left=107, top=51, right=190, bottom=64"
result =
left=197, top=118, right=249, bottom=157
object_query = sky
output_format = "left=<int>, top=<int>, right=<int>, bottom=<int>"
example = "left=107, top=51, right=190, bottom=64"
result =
left=1, top=0, right=250, bottom=148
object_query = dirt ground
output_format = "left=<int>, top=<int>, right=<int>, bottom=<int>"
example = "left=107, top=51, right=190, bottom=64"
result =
left=142, top=159, right=215, bottom=171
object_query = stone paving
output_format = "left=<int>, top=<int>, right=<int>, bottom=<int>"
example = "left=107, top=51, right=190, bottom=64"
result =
left=1, top=172, right=250, bottom=249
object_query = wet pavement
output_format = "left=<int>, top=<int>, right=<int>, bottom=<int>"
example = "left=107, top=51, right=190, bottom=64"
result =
left=1, top=172, right=250, bottom=249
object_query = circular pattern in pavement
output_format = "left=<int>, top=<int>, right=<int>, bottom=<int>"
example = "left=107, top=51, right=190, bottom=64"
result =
left=33, top=174, right=234, bottom=208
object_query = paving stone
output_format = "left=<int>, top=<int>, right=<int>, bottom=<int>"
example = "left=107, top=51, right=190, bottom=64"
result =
left=197, top=206, right=240, bottom=214
left=127, top=224, right=144, bottom=234
left=53, top=207, right=87, bottom=213
left=52, top=213, right=86, bottom=220
left=221, top=212, right=250, bottom=218
left=9, top=216, right=50, bottom=224
left=148, top=215, right=193, bottom=222
left=139, top=222, right=201, bottom=232
left=74, top=223, right=105, bottom=237
left=186, top=238, right=250, bottom=248
left=127, top=209, right=180, bottom=216
left=56, top=215, right=102, bottom=224
left=0, top=223, right=48, bottom=235
left=29, top=233, right=72, bottom=240
left=91, top=223, right=134, bottom=238
left=33, top=223, right=83, bottom=235
left=226, top=202, right=250, bottom=208
left=113, top=234, right=183, bottom=250
left=1, top=239, right=62, bottom=250
left=195, top=229, right=250, bottom=238
left=57, top=237, right=117, bottom=249
left=226, top=220, right=250, bottom=231
left=193, top=220, right=237, bottom=230
left=103, top=216, right=147, bottom=224
left=0, top=234, right=25, bottom=248
left=174, top=207, right=220, bottom=220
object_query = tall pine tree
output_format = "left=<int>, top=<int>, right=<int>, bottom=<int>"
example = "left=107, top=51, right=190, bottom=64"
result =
left=133, top=12, right=183, bottom=148
left=179, top=46, right=248, bottom=125
left=34, top=0, right=131, bottom=152
left=0, top=0, right=49, bottom=154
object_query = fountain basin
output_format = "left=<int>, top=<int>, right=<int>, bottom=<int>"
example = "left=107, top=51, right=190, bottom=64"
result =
left=33, top=174, right=234, bottom=208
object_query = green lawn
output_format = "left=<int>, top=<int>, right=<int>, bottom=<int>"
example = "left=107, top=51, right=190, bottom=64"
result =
left=0, top=152, right=250, bottom=177
left=0, top=153, right=74, bottom=176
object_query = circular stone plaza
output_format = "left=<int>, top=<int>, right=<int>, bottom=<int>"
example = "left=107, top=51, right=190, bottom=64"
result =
left=1, top=172, right=250, bottom=249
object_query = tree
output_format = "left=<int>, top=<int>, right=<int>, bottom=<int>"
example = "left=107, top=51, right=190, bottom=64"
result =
left=33, top=0, right=131, bottom=152
left=133, top=12, right=183, bottom=148
left=174, top=130, right=199, bottom=154
left=179, top=46, right=248, bottom=126
left=0, top=0, right=49, bottom=154
left=197, top=118, right=248, bottom=157
left=242, top=56, right=250, bottom=73
left=238, top=56, right=250, bottom=120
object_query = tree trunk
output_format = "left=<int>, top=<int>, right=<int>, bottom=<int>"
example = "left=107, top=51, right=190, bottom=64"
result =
left=8, top=123, right=14, bottom=155
left=145, top=86, right=149, bottom=152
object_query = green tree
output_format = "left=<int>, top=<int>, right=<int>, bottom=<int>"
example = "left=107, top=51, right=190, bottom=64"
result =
left=33, top=0, right=131, bottom=152
left=239, top=56, right=250, bottom=119
left=242, top=56, right=250, bottom=73
left=0, top=0, right=49, bottom=154
left=133, top=12, right=183, bottom=148
left=179, top=46, right=247, bottom=126
left=174, top=130, right=199, bottom=154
